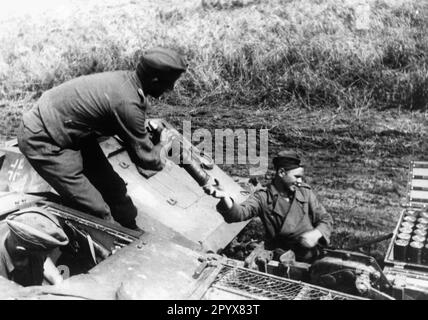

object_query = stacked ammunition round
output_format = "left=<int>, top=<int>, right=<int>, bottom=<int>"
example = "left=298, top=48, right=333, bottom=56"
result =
left=403, top=215, right=417, bottom=223
left=417, top=217, right=428, bottom=226
left=393, top=239, right=409, bottom=261
left=401, top=221, right=414, bottom=229
left=406, top=210, right=418, bottom=217
left=397, top=233, right=412, bottom=241
left=394, top=210, right=428, bottom=265
left=412, top=235, right=426, bottom=243
left=415, top=223, right=428, bottom=231
left=399, top=226, right=413, bottom=234
left=414, top=229, right=427, bottom=237
left=408, top=241, right=424, bottom=264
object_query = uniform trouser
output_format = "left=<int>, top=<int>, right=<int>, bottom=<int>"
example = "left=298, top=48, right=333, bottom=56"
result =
left=17, top=106, right=138, bottom=229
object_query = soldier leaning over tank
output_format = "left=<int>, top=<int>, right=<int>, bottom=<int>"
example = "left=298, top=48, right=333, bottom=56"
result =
left=0, top=208, right=69, bottom=286
left=204, top=150, right=333, bottom=263
left=17, top=48, right=186, bottom=231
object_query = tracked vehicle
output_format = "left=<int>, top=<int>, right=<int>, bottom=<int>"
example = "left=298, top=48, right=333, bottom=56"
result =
left=0, top=120, right=427, bottom=300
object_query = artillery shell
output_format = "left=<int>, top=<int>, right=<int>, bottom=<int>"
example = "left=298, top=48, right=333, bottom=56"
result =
left=393, top=239, right=408, bottom=261
left=421, top=211, right=428, bottom=219
left=417, top=217, right=428, bottom=225
left=406, top=210, right=419, bottom=217
left=397, top=233, right=412, bottom=241
left=399, top=227, right=413, bottom=234
left=408, top=241, right=424, bottom=264
left=404, top=215, right=417, bottom=223
left=414, top=229, right=427, bottom=237
left=415, top=223, right=428, bottom=231
left=412, top=235, right=426, bottom=243
left=401, top=222, right=414, bottom=229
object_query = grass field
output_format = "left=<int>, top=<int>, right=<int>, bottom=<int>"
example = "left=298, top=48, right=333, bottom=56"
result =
left=1, top=0, right=428, bottom=262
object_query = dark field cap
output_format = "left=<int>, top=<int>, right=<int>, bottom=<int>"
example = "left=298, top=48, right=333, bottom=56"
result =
left=6, top=207, right=69, bottom=251
left=140, top=47, right=187, bottom=73
left=273, top=150, right=302, bottom=171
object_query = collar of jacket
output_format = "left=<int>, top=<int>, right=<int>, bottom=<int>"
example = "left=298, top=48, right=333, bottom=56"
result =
left=268, top=182, right=308, bottom=203
left=131, top=70, right=144, bottom=92
left=131, top=71, right=151, bottom=111
left=0, top=230, right=15, bottom=274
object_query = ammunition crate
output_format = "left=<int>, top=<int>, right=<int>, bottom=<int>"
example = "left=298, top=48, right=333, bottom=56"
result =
left=383, top=161, right=428, bottom=299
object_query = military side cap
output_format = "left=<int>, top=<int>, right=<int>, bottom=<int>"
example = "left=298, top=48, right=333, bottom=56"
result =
left=6, top=207, right=69, bottom=251
left=140, top=47, right=187, bottom=73
left=273, top=150, right=302, bottom=171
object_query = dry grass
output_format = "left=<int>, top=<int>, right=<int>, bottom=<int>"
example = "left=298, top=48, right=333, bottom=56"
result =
left=1, top=0, right=428, bottom=260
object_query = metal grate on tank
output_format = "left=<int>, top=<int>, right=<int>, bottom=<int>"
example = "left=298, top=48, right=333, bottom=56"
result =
left=210, top=264, right=361, bottom=300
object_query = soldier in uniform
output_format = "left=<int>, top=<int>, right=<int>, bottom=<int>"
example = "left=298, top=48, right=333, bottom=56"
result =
left=204, top=150, right=333, bottom=262
left=17, top=48, right=187, bottom=231
left=0, top=208, right=69, bottom=286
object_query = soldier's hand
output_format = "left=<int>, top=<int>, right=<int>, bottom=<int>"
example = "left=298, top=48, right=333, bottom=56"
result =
left=203, top=178, right=227, bottom=199
left=104, top=215, right=122, bottom=227
left=299, top=229, right=323, bottom=248
left=159, top=128, right=177, bottom=145
left=147, top=120, right=164, bottom=145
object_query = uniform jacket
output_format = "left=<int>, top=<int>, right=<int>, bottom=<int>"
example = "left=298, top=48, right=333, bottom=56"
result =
left=33, top=71, right=163, bottom=171
left=217, top=182, right=333, bottom=249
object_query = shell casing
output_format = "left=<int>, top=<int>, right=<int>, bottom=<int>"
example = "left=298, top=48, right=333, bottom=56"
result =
left=401, top=221, right=415, bottom=229
left=397, top=233, right=412, bottom=241
left=399, top=227, right=413, bottom=234
left=404, top=215, right=417, bottom=223
left=415, top=223, right=428, bottom=231
left=417, top=217, right=428, bottom=225
left=408, top=241, right=424, bottom=264
left=170, top=144, right=211, bottom=186
left=393, top=239, right=409, bottom=261
left=414, top=229, right=427, bottom=237
left=406, top=210, right=419, bottom=217
left=412, top=235, right=426, bottom=243
left=421, top=211, right=428, bottom=219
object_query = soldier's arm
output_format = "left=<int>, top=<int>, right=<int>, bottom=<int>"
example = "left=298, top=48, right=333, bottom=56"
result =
left=216, top=191, right=265, bottom=223
left=43, top=256, right=64, bottom=285
left=308, top=190, right=333, bottom=245
left=113, top=103, right=164, bottom=171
